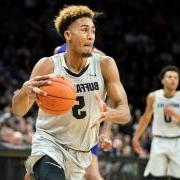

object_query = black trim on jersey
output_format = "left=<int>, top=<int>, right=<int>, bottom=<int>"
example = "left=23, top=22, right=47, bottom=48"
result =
left=163, top=94, right=175, bottom=99
left=64, top=64, right=90, bottom=77
left=154, top=135, right=180, bottom=139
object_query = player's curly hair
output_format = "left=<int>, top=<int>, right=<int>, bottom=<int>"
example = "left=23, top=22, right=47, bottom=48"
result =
left=159, top=65, right=180, bottom=80
left=54, top=5, right=98, bottom=40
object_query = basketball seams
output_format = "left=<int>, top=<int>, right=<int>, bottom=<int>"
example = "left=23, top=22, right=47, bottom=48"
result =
left=39, top=105, right=70, bottom=115
left=41, top=82, right=76, bottom=99
left=50, top=77, right=76, bottom=93
left=39, top=104, right=72, bottom=112
left=38, top=94, right=76, bottom=100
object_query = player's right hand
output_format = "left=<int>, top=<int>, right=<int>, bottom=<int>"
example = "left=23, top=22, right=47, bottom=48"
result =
left=21, top=75, right=52, bottom=97
left=99, top=134, right=112, bottom=152
left=132, top=137, right=145, bottom=156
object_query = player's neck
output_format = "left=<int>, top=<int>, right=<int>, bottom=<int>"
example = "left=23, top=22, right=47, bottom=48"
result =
left=64, top=52, right=88, bottom=73
left=163, top=88, right=176, bottom=97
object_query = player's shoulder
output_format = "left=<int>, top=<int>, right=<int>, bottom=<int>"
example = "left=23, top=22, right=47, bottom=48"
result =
left=151, top=89, right=165, bottom=97
left=99, top=55, right=116, bottom=67
left=36, top=56, right=53, bottom=66
left=147, top=89, right=162, bottom=102
left=147, top=92, right=155, bottom=98
left=146, top=91, right=157, bottom=103
left=174, top=90, right=180, bottom=98
left=34, top=56, right=54, bottom=74
left=148, top=89, right=163, bottom=97
left=98, top=55, right=119, bottom=80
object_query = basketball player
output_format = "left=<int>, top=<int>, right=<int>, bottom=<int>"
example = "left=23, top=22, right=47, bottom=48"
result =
left=12, top=5, right=130, bottom=180
left=132, top=65, right=180, bottom=180
left=55, top=43, right=112, bottom=180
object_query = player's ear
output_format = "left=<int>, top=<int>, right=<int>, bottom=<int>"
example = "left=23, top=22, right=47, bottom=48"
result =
left=161, top=78, right=164, bottom=85
left=64, top=30, right=71, bottom=41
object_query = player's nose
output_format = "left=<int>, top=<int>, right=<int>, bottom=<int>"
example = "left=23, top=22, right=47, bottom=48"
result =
left=87, top=32, right=95, bottom=41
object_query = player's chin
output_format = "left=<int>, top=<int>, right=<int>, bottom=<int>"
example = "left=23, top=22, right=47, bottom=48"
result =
left=82, top=52, right=92, bottom=57
left=169, top=85, right=177, bottom=91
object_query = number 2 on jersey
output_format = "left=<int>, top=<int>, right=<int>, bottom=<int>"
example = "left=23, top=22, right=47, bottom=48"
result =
left=72, top=96, right=86, bottom=119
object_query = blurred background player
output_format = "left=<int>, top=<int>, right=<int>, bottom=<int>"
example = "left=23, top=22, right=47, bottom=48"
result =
left=132, top=65, right=180, bottom=180
left=54, top=43, right=112, bottom=180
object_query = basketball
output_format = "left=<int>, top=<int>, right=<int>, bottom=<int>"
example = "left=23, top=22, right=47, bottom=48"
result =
left=36, top=76, right=77, bottom=115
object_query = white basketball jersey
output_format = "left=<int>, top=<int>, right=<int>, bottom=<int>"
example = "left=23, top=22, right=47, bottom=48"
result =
left=33, top=53, right=106, bottom=151
left=152, top=89, right=180, bottom=137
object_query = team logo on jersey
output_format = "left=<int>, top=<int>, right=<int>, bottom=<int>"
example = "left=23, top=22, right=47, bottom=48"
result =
left=157, top=103, right=180, bottom=108
left=76, top=82, right=99, bottom=93
left=88, top=73, right=96, bottom=77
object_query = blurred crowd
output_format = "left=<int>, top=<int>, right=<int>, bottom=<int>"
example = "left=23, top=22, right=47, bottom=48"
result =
left=0, top=0, right=179, bottom=157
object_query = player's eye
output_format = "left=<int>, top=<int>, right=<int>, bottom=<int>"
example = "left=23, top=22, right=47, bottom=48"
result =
left=92, top=29, right=95, bottom=34
left=81, top=28, right=88, bottom=32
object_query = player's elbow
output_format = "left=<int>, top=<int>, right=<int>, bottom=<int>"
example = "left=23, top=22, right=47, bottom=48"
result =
left=119, top=104, right=131, bottom=124
left=121, top=110, right=131, bottom=124
left=12, top=108, right=26, bottom=117
left=115, top=104, right=131, bottom=124
left=126, top=111, right=131, bottom=123
left=11, top=104, right=27, bottom=117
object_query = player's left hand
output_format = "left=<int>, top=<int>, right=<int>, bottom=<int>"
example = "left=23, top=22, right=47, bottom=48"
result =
left=164, top=105, right=175, bottom=117
left=99, top=134, right=112, bottom=151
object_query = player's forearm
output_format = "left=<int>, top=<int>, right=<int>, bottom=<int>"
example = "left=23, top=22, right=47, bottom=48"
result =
left=107, top=104, right=131, bottom=124
left=134, top=117, right=150, bottom=140
left=12, top=88, right=34, bottom=117
left=100, top=121, right=112, bottom=136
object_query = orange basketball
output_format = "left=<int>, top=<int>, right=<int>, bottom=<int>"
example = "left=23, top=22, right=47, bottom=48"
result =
left=36, top=76, right=77, bottom=115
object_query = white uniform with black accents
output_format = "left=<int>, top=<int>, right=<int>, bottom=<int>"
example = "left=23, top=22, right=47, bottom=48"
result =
left=144, top=89, right=180, bottom=178
left=27, top=52, right=106, bottom=180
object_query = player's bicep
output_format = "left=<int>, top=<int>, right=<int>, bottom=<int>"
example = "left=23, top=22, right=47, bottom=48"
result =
left=143, top=93, right=154, bottom=119
left=107, top=81, right=128, bottom=108
left=101, top=57, right=127, bottom=106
